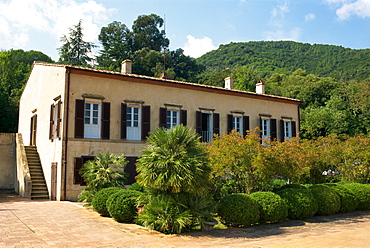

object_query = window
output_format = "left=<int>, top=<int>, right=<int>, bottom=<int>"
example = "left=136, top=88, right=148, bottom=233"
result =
left=121, top=103, right=150, bottom=140
left=74, top=99, right=110, bottom=139
left=126, top=105, right=141, bottom=140
left=259, top=116, right=277, bottom=143
left=49, top=101, right=61, bottom=140
left=166, top=110, right=179, bottom=129
left=196, top=110, right=219, bottom=142
left=159, top=107, right=187, bottom=129
left=280, top=119, right=297, bottom=142
left=84, top=102, right=100, bottom=138
left=227, top=114, right=250, bottom=136
left=74, top=156, right=95, bottom=185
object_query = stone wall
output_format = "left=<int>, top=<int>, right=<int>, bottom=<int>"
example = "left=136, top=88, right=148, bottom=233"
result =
left=0, top=133, right=16, bottom=192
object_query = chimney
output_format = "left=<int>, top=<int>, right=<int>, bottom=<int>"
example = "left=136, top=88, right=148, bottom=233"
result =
left=256, top=78, right=265, bottom=94
left=121, top=59, right=132, bottom=74
left=224, top=77, right=234, bottom=89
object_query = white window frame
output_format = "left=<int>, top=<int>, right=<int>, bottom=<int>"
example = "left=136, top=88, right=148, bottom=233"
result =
left=166, top=109, right=180, bottom=129
left=261, top=117, right=270, bottom=141
left=84, top=101, right=101, bottom=139
left=126, top=104, right=141, bottom=140
left=284, top=120, right=293, bottom=140
left=232, top=115, right=243, bottom=134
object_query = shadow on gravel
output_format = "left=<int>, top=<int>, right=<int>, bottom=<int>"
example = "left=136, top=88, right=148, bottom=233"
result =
left=180, top=211, right=370, bottom=240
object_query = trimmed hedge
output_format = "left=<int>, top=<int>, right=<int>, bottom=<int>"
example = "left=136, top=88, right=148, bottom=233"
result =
left=324, top=183, right=359, bottom=213
left=308, top=184, right=340, bottom=216
left=217, top=193, right=260, bottom=227
left=92, top=187, right=124, bottom=216
left=249, top=192, right=288, bottom=224
left=128, top=183, right=145, bottom=192
left=342, top=183, right=370, bottom=211
left=107, top=190, right=142, bottom=223
left=276, top=187, right=318, bottom=220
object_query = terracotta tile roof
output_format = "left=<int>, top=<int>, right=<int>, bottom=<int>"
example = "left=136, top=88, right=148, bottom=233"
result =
left=32, top=61, right=301, bottom=104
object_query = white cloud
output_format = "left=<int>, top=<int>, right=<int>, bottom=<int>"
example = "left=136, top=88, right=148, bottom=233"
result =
left=183, top=35, right=217, bottom=58
left=325, top=0, right=370, bottom=20
left=305, top=13, right=316, bottom=22
left=0, top=0, right=114, bottom=50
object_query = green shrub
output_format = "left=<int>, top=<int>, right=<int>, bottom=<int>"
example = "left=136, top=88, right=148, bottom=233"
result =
left=128, top=183, right=145, bottom=192
left=276, top=187, right=318, bottom=220
left=107, top=190, right=142, bottom=223
left=342, top=183, right=370, bottom=211
left=308, top=184, right=341, bottom=216
left=273, top=183, right=307, bottom=192
left=92, top=187, right=124, bottom=216
left=249, top=192, right=288, bottom=224
left=135, top=194, right=193, bottom=234
left=217, top=193, right=260, bottom=227
left=324, top=183, right=359, bottom=213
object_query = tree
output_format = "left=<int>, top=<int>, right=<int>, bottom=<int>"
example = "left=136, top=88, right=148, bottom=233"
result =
left=97, top=21, right=133, bottom=70
left=132, top=14, right=169, bottom=52
left=79, top=152, right=128, bottom=202
left=58, top=20, right=96, bottom=66
left=0, top=49, right=53, bottom=132
left=136, top=125, right=210, bottom=195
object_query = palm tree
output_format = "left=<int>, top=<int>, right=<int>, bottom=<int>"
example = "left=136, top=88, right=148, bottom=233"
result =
left=136, top=125, right=211, bottom=196
left=79, top=152, right=128, bottom=202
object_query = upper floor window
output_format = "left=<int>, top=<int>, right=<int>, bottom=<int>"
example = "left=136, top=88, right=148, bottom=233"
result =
left=49, top=100, right=62, bottom=141
left=259, top=115, right=277, bottom=144
left=166, top=110, right=179, bottom=129
left=74, top=99, right=110, bottom=140
left=280, top=118, right=297, bottom=142
left=126, top=105, right=141, bottom=140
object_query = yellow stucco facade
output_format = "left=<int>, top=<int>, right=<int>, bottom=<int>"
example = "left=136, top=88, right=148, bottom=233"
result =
left=18, top=62, right=301, bottom=201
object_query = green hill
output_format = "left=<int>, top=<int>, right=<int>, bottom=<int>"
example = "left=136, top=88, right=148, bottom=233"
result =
left=196, top=41, right=370, bottom=81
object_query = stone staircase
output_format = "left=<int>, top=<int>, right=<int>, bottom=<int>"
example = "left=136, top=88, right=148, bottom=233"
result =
left=25, top=146, right=49, bottom=200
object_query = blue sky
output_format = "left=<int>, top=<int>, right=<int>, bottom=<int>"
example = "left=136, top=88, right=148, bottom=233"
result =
left=1, top=0, right=370, bottom=60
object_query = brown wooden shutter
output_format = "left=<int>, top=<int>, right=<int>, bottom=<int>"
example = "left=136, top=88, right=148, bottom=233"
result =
left=125, top=157, right=138, bottom=185
left=180, top=109, right=187, bottom=126
left=56, top=101, right=62, bottom=139
left=141, top=105, right=151, bottom=140
left=213, top=113, right=220, bottom=136
left=74, top=99, right=85, bottom=138
left=227, top=114, right=233, bottom=134
left=280, top=119, right=285, bottom=142
left=121, top=103, right=127, bottom=139
left=259, top=117, right=263, bottom=141
left=159, top=107, right=167, bottom=128
left=101, top=102, right=110, bottom=140
left=74, top=157, right=83, bottom=185
left=196, top=111, right=202, bottom=135
left=292, top=121, right=297, bottom=137
left=243, top=116, right=250, bottom=136
left=271, top=118, right=277, bottom=140
left=49, top=104, right=54, bottom=140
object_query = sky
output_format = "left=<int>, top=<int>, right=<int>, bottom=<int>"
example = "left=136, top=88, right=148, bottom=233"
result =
left=1, top=0, right=370, bottom=61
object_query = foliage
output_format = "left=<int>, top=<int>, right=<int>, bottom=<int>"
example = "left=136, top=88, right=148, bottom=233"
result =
left=79, top=152, right=128, bottom=202
left=308, top=185, right=341, bottom=216
left=324, top=183, right=359, bottom=213
left=342, top=183, right=370, bottom=211
left=0, top=49, right=53, bottom=132
left=107, top=189, right=142, bottom=223
left=58, top=20, right=96, bottom=66
left=249, top=192, right=288, bottom=224
left=207, top=130, right=262, bottom=197
left=136, top=194, right=192, bottom=234
left=136, top=125, right=210, bottom=196
left=217, top=193, right=260, bottom=227
left=92, top=187, right=124, bottom=216
left=276, top=187, right=318, bottom=220
left=128, top=183, right=145, bottom=192
left=339, top=135, right=370, bottom=183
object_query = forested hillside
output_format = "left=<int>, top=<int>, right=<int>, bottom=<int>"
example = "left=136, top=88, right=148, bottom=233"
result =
left=196, top=41, right=370, bottom=81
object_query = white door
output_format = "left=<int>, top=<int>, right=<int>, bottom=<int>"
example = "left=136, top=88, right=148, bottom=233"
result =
left=127, top=106, right=141, bottom=140
left=84, top=102, right=100, bottom=138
